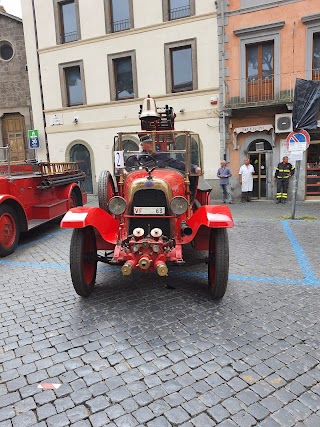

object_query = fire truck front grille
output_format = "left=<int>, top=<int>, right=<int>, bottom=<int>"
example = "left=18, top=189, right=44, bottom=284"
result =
left=129, top=189, right=171, bottom=237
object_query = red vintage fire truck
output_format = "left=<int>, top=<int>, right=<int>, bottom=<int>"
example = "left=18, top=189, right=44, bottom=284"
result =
left=61, top=97, right=234, bottom=299
left=0, top=146, right=87, bottom=257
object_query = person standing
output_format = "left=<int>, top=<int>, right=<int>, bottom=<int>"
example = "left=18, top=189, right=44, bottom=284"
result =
left=239, top=158, right=255, bottom=202
left=274, top=156, right=295, bottom=204
left=217, top=160, right=232, bottom=204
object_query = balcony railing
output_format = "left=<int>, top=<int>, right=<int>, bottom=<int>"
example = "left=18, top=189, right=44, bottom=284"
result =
left=169, top=5, right=190, bottom=20
left=62, top=31, right=79, bottom=43
left=225, top=70, right=320, bottom=108
left=113, top=19, right=130, bottom=32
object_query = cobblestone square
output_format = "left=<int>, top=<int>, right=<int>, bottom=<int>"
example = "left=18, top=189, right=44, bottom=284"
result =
left=1, top=199, right=319, bottom=426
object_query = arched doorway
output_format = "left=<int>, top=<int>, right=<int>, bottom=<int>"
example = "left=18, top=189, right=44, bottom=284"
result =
left=70, top=144, right=93, bottom=193
left=1, top=113, right=26, bottom=161
left=247, top=139, right=273, bottom=199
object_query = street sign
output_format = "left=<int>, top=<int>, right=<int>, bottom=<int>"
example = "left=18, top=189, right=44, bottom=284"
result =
left=286, top=130, right=310, bottom=152
left=285, top=130, right=310, bottom=219
left=28, top=130, right=40, bottom=149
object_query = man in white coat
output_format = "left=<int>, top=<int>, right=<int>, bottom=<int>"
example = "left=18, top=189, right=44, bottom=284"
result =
left=239, top=158, right=255, bottom=202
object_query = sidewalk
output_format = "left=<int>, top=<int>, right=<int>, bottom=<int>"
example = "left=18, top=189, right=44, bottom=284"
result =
left=212, top=199, right=320, bottom=219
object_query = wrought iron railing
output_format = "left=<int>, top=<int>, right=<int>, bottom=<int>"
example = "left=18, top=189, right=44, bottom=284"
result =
left=113, top=19, right=130, bottom=32
left=169, top=5, right=190, bottom=20
left=63, top=31, right=79, bottom=43
left=225, top=70, right=320, bottom=108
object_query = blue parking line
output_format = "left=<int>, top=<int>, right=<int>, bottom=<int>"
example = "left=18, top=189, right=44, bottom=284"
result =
left=0, top=261, right=319, bottom=287
left=0, top=220, right=319, bottom=287
left=281, top=220, right=319, bottom=285
left=17, top=228, right=69, bottom=251
left=0, top=260, right=68, bottom=269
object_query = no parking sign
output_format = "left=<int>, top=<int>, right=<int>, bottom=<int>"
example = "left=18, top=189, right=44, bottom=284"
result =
left=285, top=130, right=310, bottom=152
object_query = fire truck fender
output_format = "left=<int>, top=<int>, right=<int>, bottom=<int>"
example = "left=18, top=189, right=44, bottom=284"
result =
left=0, top=195, right=28, bottom=232
left=60, top=207, right=120, bottom=245
left=58, top=183, right=85, bottom=206
left=188, top=205, right=234, bottom=230
left=181, top=205, right=234, bottom=246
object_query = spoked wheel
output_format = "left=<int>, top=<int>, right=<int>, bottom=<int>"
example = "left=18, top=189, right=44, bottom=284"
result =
left=98, top=170, right=115, bottom=213
left=0, top=205, right=20, bottom=257
left=208, top=228, right=229, bottom=299
left=70, top=227, right=97, bottom=297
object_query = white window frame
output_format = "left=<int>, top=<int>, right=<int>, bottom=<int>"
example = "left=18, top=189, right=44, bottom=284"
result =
left=164, top=38, right=198, bottom=94
left=107, top=50, right=138, bottom=101
left=162, top=0, right=195, bottom=22
left=104, top=0, right=134, bottom=34
left=59, top=60, right=86, bottom=107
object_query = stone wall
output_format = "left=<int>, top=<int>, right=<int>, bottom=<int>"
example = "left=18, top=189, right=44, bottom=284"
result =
left=0, top=14, right=31, bottom=109
left=0, top=13, right=33, bottom=155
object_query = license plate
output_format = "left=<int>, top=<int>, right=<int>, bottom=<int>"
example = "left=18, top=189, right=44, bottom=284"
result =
left=134, top=207, right=165, bottom=215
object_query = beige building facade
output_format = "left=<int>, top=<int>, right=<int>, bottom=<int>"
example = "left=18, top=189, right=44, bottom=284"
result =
left=21, top=0, right=220, bottom=194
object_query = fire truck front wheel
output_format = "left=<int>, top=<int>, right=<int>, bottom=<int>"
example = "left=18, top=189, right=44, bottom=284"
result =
left=0, top=204, right=20, bottom=257
left=208, top=228, right=229, bottom=299
left=98, top=170, right=115, bottom=213
left=70, top=227, right=97, bottom=297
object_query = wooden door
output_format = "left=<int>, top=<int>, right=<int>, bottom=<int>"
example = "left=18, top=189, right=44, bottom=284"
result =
left=2, top=114, right=26, bottom=161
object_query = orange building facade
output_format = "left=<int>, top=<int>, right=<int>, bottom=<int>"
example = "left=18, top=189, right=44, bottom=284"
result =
left=217, top=0, right=320, bottom=200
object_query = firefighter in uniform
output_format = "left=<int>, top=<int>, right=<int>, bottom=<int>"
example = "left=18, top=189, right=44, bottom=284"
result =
left=274, top=156, right=295, bottom=204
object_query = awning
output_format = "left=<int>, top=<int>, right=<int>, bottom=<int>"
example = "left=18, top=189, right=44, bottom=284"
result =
left=233, top=124, right=275, bottom=149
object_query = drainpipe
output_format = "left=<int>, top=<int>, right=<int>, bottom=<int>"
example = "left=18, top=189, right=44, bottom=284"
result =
left=31, top=0, right=50, bottom=162
left=220, top=0, right=227, bottom=161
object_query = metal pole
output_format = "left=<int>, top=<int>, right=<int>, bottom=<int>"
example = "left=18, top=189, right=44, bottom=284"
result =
left=291, top=160, right=301, bottom=219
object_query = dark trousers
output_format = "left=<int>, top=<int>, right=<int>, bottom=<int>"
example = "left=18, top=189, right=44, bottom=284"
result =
left=220, top=184, right=232, bottom=203
left=276, top=179, right=289, bottom=200
left=241, top=191, right=252, bottom=202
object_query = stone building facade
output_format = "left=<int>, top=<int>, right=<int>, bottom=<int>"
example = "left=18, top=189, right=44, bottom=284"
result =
left=0, top=7, right=33, bottom=161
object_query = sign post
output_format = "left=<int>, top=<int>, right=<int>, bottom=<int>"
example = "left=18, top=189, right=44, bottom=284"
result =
left=285, top=130, right=310, bottom=219
left=28, top=130, right=40, bottom=150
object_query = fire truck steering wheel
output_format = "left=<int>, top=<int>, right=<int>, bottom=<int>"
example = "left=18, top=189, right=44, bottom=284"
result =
left=125, top=155, right=157, bottom=171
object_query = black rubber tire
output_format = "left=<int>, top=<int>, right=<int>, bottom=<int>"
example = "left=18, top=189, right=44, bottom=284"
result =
left=208, top=228, right=229, bottom=299
left=69, top=189, right=82, bottom=209
left=0, top=204, right=20, bottom=257
left=70, top=227, right=97, bottom=297
left=98, top=170, right=115, bottom=212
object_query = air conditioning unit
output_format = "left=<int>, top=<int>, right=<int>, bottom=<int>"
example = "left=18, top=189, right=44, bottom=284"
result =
left=275, top=113, right=293, bottom=133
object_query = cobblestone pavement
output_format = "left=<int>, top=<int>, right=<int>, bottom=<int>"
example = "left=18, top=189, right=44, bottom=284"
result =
left=1, top=199, right=320, bottom=427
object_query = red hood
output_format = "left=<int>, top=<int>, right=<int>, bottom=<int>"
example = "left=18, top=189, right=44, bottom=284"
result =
left=123, top=169, right=185, bottom=197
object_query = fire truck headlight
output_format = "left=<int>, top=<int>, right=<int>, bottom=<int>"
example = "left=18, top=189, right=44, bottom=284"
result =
left=151, top=228, right=162, bottom=238
left=108, top=196, right=127, bottom=215
left=170, top=196, right=188, bottom=215
left=133, top=228, right=144, bottom=238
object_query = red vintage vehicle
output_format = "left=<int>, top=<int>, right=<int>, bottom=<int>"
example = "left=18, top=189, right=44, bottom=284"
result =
left=0, top=146, right=87, bottom=257
left=61, top=97, right=234, bottom=299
